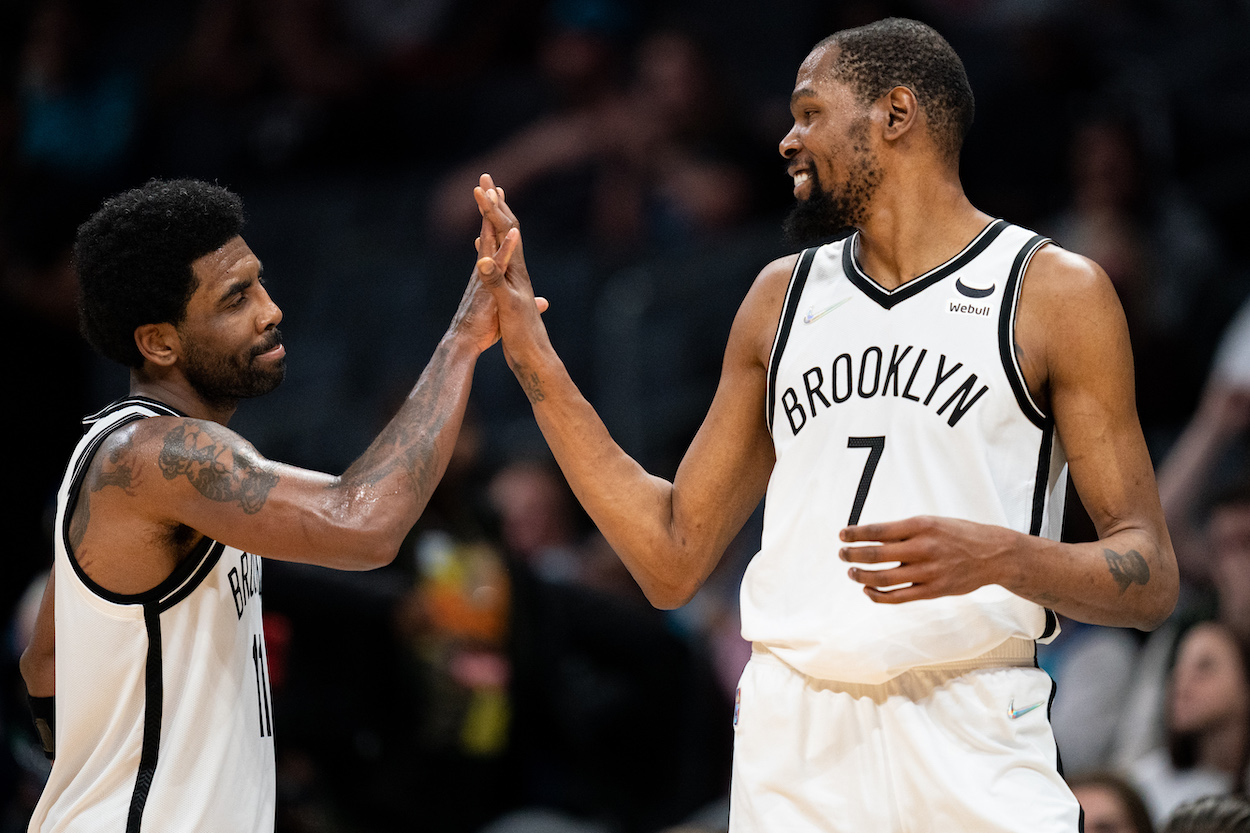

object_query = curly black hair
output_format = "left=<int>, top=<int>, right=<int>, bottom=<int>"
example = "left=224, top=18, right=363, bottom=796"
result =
left=818, top=18, right=974, bottom=163
left=74, top=179, right=245, bottom=368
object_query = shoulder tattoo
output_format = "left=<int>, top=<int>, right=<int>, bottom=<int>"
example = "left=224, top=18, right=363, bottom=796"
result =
left=1103, top=548, right=1150, bottom=593
left=158, top=421, right=279, bottom=514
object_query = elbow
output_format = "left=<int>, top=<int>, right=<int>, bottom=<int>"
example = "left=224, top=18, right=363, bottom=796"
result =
left=19, top=644, right=54, bottom=698
left=1138, top=574, right=1180, bottom=632
left=639, top=574, right=702, bottom=610
left=352, top=528, right=405, bottom=571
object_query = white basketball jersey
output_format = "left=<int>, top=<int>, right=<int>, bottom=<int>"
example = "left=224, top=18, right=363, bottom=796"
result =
left=29, top=397, right=276, bottom=833
left=740, top=221, right=1066, bottom=685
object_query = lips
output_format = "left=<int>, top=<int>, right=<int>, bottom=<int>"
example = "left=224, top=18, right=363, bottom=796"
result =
left=252, top=331, right=284, bottom=359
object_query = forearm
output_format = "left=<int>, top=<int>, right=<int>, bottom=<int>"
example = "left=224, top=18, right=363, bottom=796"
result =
left=511, top=347, right=709, bottom=607
left=332, top=331, right=482, bottom=561
left=1003, top=526, right=1178, bottom=631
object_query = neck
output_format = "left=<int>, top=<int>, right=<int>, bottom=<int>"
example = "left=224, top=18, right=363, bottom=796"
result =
left=130, top=371, right=237, bottom=425
left=854, top=164, right=991, bottom=291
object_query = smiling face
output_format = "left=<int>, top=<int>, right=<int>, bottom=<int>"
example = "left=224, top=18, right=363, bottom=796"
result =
left=175, top=236, right=285, bottom=410
left=779, top=45, right=884, bottom=244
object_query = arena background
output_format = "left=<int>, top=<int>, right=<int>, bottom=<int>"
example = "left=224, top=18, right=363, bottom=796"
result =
left=2, top=0, right=1249, bottom=830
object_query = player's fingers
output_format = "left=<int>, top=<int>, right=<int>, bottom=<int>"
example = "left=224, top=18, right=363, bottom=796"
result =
left=839, top=543, right=887, bottom=563
left=841, top=516, right=933, bottom=544
left=847, top=564, right=921, bottom=588
left=535, top=296, right=549, bottom=314
left=492, top=227, right=521, bottom=276
left=863, top=584, right=931, bottom=604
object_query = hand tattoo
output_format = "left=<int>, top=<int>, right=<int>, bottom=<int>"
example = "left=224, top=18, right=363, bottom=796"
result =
left=1104, top=548, right=1150, bottom=593
left=158, top=422, right=278, bottom=514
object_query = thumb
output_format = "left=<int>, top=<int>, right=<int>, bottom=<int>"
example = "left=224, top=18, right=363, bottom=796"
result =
left=476, top=256, right=502, bottom=286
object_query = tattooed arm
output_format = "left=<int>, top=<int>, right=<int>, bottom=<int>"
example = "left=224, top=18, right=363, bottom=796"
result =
left=841, top=246, right=1178, bottom=630
left=78, top=257, right=507, bottom=581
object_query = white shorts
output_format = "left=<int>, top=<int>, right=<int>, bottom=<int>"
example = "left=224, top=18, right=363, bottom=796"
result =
left=730, top=645, right=1081, bottom=833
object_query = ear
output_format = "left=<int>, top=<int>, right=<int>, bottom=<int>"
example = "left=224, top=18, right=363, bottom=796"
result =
left=134, top=322, right=182, bottom=368
left=881, top=85, right=919, bottom=142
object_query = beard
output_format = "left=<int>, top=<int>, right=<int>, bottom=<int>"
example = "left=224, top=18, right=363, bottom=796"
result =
left=182, top=328, right=286, bottom=410
left=783, top=124, right=883, bottom=246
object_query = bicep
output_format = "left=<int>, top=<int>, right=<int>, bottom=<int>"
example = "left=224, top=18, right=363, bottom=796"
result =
left=137, top=419, right=375, bottom=566
left=1027, top=252, right=1166, bottom=538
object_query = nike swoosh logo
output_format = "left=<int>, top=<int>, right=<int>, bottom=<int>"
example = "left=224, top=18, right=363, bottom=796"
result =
left=955, top=277, right=995, bottom=298
left=803, top=297, right=851, bottom=324
left=1009, top=698, right=1045, bottom=720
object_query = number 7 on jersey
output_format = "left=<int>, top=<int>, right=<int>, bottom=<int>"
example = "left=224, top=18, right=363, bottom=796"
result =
left=846, top=436, right=885, bottom=525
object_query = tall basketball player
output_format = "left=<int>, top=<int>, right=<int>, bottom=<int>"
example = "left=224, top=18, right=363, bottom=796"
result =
left=471, top=17, right=1178, bottom=833
left=21, top=179, right=522, bottom=832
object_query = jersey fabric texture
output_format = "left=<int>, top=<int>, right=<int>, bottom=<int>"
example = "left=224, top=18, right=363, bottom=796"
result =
left=29, top=397, right=276, bottom=833
left=730, top=646, right=1081, bottom=833
left=741, top=220, right=1064, bottom=685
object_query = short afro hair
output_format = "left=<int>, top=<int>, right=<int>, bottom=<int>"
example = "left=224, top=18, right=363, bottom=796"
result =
left=818, top=18, right=974, bottom=162
left=75, top=179, right=245, bottom=368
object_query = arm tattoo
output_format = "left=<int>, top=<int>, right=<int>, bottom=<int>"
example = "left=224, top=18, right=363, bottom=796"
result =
left=516, top=365, right=546, bottom=403
left=1104, top=548, right=1151, bottom=593
left=339, top=352, right=449, bottom=496
left=71, top=443, right=146, bottom=549
left=158, top=422, right=279, bottom=514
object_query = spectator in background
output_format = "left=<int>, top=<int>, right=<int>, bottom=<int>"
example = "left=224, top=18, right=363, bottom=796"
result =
left=1068, top=771, right=1156, bottom=833
left=428, top=22, right=757, bottom=254
left=1129, top=621, right=1250, bottom=827
left=15, top=0, right=142, bottom=186
left=1042, top=113, right=1226, bottom=438
left=1163, top=795, right=1250, bottom=833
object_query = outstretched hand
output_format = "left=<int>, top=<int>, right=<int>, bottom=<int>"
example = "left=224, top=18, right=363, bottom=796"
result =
left=470, top=174, right=554, bottom=385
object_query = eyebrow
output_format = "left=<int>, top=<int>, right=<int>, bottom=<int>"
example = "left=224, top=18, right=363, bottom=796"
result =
left=791, top=87, right=817, bottom=106
left=216, top=263, right=264, bottom=306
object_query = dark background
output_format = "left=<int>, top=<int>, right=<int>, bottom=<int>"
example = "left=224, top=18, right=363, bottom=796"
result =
left=2, top=0, right=1248, bottom=830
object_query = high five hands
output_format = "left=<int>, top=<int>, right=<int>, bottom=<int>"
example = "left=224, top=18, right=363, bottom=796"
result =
left=470, top=173, right=555, bottom=382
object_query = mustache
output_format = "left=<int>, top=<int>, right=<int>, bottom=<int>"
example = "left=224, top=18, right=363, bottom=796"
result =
left=251, top=328, right=284, bottom=358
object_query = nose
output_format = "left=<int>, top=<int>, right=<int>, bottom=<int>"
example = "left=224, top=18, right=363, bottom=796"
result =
left=779, top=124, right=801, bottom=159
left=257, top=284, right=283, bottom=330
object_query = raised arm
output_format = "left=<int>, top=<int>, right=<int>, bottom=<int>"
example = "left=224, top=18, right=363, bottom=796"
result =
left=75, top=252, right=516, bottom=594
left=841, top=246, right=1178, bottom=630
left=474, top=176, right=783, bottom=608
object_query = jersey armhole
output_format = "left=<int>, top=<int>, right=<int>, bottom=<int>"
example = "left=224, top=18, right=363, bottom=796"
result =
left=998, top=235, right=1052, bottom=429
left=766, top=248, right=818, bottom=437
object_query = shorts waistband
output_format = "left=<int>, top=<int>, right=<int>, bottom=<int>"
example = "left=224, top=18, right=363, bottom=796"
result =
left=751, top=637, right=1037, bottom=682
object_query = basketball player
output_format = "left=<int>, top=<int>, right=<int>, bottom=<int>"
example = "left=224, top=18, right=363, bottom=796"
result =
left=470, top=17, right=1178, bottom=833
left=20, top=179, right=528, bottom=832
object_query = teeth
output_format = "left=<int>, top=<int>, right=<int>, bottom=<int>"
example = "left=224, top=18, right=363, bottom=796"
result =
left=793, top=172, right=810, bottom=186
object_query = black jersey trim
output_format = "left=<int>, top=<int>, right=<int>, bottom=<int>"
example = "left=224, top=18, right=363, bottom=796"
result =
left=997, top=235, right=1052, bottom=429
left=126, top=604, right=163, bottom=833
left=83, top=396, right=186, bottom=426
left=156, top=541, right=225, bottom=612
left=1041, top=608, right=1059, bottom=641
left=766, top=247, right=818, bottom=436
left=842, top=219, right=1008, bottom=310
left=1030, top=425, right=1055, bottom=537
left=62, top=408, right=225, bottom=608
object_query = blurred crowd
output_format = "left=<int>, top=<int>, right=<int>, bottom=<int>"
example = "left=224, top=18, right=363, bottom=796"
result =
left=2, top=0, right=1250, bottom=831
